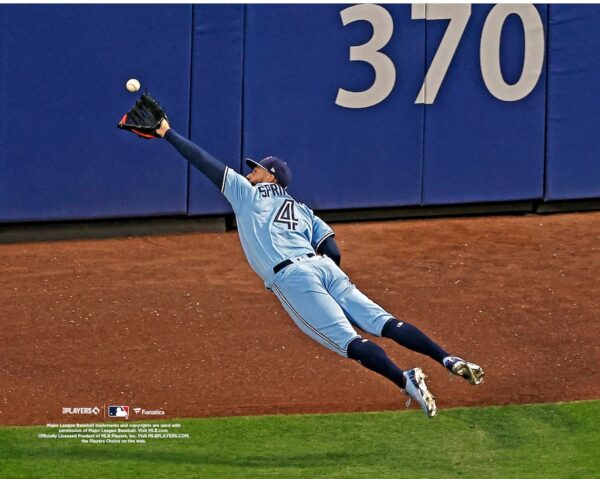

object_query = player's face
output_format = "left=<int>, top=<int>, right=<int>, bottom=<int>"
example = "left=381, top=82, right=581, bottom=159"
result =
left=246, top=167, right=275, bottom=186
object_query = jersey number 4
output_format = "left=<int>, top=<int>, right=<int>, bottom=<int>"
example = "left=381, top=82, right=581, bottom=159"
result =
left=274, top=200, right=298, bottom=230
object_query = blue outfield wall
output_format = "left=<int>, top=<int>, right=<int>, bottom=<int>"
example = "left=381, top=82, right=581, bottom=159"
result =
left=243, top=4, right=424, bottom=210
left=0, top=4, right=598, bottom=223
left=545, top=5, right=600, bottom=200
left=0, top=5, right=192, bottom=222
left=188, top=5, right=244, bottom=216
left=421, top=4, right=547, bottom=205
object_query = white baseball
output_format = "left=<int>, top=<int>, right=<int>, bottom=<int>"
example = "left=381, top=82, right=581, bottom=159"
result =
left=126, top=78, right=140, bottom=93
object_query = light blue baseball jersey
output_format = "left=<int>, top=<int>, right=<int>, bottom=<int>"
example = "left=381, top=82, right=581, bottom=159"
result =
left=220, top=167, right=334, bottom=287
left=163, top=130, right=392, bottom=358
left=220, top=167, right=393, bottom=357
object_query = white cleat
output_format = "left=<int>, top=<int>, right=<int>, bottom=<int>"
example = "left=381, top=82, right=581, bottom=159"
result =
left=443, top=356, right=485, bottom=385
left=403, top=368, right=437, bottom=418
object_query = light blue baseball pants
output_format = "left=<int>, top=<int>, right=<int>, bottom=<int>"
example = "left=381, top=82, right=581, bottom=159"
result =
left=270, top=255, right=393, bottom=357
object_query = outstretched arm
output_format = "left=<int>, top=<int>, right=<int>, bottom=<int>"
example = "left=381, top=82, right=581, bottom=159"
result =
left=157, top=120, right=226, bottom=189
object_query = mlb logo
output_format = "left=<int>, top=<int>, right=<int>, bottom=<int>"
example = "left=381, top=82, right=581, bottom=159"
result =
left=108, top=405, right=129, bottom=419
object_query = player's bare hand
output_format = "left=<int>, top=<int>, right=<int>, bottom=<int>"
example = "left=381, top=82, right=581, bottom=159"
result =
left=156, top=119, right=171, bottom=138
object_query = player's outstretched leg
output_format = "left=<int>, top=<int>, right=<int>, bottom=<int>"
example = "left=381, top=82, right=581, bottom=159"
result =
left=381, top=318, right=449, bottom=363
left=347, top=338, right=437, bottom=418
left=381, top=319, right=484, bottom=385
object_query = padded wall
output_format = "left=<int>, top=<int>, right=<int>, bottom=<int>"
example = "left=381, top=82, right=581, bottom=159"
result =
left=421, top=4, right=547, bottom=205
left=243, top=5, right=425, bottom=210
left=545, top=5, right=600, bottom=200
left=1, top=5, right=599, bottom=224
left=0, top=5, right=191, bottom=222
left=188, top=5, right=244, bottom=215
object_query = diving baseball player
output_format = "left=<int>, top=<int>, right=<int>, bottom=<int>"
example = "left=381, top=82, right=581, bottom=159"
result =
left=118, top=97, right=484, bottom=417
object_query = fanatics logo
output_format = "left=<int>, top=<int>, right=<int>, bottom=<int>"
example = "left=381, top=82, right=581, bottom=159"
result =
left=140, top=408, right=166, bottom=416
left=132, top=407, right=167, bottom=416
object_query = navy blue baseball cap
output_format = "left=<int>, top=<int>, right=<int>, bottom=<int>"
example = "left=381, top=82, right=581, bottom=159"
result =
left=246, top=156, right=292, bottom=188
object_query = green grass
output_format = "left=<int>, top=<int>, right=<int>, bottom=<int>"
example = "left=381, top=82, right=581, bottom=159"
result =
left=1, top=401, right=599, bottom=478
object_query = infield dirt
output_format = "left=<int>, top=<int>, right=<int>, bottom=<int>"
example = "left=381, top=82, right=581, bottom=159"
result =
left=1, top=212, right=599, bottom=425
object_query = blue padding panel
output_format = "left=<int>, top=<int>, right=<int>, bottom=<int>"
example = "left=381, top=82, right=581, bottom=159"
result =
left=422, top=5, right=546, bottom=205
left=546, top=5, right=600, bottom=200
left=244, top=5, right=424, bottom=210
left=188, top=5, right=244, bottom=215
left=0, top=5, right=191, bottom=222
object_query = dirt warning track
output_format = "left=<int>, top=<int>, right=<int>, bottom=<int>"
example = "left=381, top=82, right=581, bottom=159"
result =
left=1, top=212, right=599, bottom=425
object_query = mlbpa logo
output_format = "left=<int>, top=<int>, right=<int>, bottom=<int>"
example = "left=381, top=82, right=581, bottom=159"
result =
left=62, top=406, right=100, bottom=415
left=108, top=405, right=129, bottom=419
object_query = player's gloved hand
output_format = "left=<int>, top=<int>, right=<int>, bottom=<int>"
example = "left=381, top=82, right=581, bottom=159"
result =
left=118, top=91, right=168, bottom=139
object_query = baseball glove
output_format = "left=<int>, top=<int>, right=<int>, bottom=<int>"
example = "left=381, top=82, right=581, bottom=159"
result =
left=118, top=91, right=167, bottom=139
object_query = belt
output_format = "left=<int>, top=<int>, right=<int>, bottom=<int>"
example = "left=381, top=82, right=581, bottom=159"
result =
left=273, top=253, right=315, bottom=275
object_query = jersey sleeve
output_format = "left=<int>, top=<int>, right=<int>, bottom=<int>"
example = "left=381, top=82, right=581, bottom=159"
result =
left=311, top=213, right=335, bottom=251
left=221, top=167, right=253, bottom=211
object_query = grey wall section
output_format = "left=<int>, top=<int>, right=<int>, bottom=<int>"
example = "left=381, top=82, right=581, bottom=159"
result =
left=545, top=5, right=600, bottom=200
left=187, top=5, right=244, bottom=215
left=0, top=5, right=192, bottom=222
left=243, top=5, right=425, bottom=210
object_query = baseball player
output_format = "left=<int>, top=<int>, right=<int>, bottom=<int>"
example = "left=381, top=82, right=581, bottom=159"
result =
left=119, top=96, right=484, bottom=417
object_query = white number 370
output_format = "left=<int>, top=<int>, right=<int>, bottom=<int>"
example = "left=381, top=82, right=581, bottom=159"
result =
left=335, top=3, right=545, bottom=108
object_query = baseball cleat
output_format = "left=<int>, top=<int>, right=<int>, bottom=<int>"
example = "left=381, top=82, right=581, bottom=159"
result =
left=443, top=356, right=485, bottom=385
left=403, top=368, right=437, bottom=418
